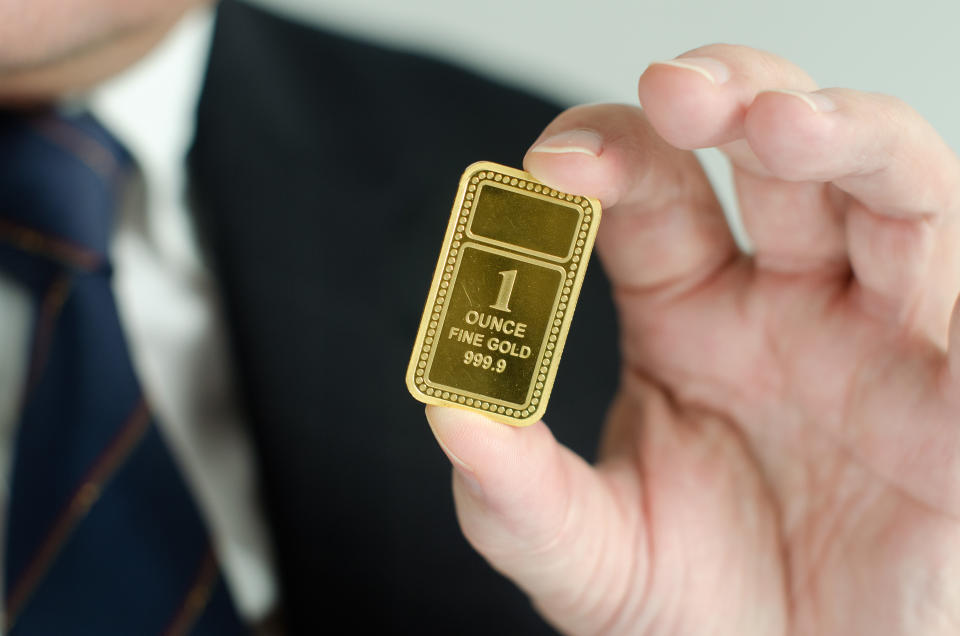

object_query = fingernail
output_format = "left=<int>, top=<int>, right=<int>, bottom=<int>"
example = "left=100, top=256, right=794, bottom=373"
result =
left=649, top=56, right=731, bottom=84
left=425, top=406, right=484, bottom=497
left=761, top=88, right=837, bottom=113
left=529, top=128, right=603, bottom=157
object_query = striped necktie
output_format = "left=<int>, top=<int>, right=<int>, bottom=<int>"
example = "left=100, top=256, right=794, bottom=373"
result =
left=0, top=110, right=245, bottom=634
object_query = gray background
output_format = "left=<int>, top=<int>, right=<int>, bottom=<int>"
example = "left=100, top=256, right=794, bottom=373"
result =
left=252, top=0, right=960, bottom=234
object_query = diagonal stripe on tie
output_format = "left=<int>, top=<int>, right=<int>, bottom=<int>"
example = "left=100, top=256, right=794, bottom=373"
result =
left=0, top=110, right=246, bottom=634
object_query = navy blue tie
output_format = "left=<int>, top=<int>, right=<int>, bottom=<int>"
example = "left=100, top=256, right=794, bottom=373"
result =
left=0, top=110, right=246, bottom=634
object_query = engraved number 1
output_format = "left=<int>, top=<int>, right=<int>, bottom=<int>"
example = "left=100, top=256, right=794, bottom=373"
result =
left=490, top=270, right=518, bottom=313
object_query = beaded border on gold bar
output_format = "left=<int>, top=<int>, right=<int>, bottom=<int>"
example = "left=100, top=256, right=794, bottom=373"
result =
left=407, top=162, right=599, bottom=425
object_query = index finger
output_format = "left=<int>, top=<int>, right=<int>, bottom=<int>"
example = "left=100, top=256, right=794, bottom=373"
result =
left=524, top=104, right=735, bottom=299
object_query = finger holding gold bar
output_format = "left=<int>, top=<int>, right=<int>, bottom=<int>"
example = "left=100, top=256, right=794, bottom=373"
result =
left=406, top=161, right=601, bottom=425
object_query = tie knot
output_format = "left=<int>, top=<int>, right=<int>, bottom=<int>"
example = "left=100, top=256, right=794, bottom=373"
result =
left=0, top=109, right=133, bottom=267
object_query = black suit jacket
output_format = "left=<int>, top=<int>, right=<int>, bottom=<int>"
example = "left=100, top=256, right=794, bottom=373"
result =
left=189, top=2, right=620, bottom=633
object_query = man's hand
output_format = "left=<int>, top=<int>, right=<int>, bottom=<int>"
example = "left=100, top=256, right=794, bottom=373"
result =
left=426, top=44, right=960, bottom=635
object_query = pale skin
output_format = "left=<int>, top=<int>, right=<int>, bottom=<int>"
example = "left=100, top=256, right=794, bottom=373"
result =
left=3, top=4, right=958, bottom=633
left=426, top=45, right=960, bottom=635
left=0, top=0, right=200, bottom=102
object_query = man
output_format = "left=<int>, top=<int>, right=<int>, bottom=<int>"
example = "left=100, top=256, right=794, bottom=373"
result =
left=2, top=1, right=613, bottom=632
left=2, top=2, right=958, bottom=636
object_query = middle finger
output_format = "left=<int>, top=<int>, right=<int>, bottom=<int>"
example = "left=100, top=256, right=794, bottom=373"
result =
left=639, top=44, right=847, bottom=274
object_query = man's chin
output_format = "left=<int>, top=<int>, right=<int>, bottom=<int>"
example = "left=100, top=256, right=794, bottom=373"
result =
left=0, top=1, right=198, bottom=103
left=0, top=37, right=145, bottom=104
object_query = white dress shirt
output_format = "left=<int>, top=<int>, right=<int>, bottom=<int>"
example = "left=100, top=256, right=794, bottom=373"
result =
left=0, top=6, right=278, bottom=625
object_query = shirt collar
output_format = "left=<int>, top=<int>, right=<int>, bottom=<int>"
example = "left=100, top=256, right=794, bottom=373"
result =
left=85, top=5, right=215, bottom=265
left=87, top=5, right=214, bottom=188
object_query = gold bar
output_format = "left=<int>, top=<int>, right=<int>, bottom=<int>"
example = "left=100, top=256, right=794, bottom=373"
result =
left=406, top=161, right=602, bottom=426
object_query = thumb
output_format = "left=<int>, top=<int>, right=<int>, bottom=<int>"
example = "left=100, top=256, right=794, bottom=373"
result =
left=425, top=406, right=641, bottom=634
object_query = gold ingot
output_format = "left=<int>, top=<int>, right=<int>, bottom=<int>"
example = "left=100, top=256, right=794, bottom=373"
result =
left=406, top=161, right=601, bottom=426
